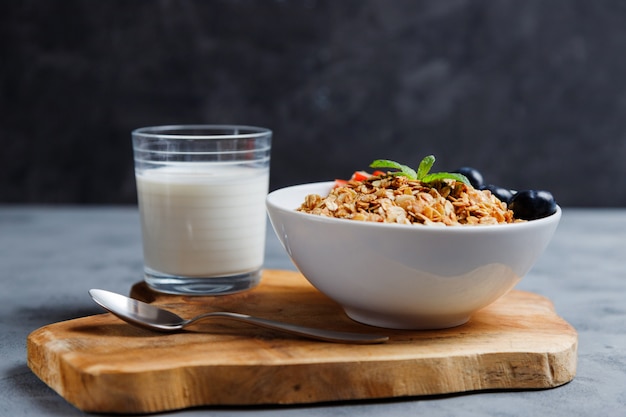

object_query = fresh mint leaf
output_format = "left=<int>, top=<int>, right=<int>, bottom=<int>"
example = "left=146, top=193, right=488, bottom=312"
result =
left=369, top=156, right=471, bottom=186
left=422, top=172, right=470, bottom=185
left=370, top=159, right=417, bottom=180
left=416, top=155, right=435, bottom=179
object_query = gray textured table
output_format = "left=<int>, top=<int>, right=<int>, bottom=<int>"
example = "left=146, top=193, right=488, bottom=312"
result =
left=1, top=206, right=625, bottom=416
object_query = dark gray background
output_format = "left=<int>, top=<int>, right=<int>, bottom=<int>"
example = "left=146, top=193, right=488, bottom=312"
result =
left=2, top=0, right=626, bottom=206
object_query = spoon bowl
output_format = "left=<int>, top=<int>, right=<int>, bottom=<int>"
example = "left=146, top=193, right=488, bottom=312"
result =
left=89, top=289, right=388, bottom=344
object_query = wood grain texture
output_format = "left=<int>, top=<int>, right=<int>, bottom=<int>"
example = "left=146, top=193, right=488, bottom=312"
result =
left=27, top=269, right=577, bottom=414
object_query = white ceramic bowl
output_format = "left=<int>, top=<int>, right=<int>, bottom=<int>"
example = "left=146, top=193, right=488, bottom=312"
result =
left=266, top=182, right=561, bottom=330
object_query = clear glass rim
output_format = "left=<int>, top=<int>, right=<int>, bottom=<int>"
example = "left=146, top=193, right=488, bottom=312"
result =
left=132, top=124, right=272, bottom=140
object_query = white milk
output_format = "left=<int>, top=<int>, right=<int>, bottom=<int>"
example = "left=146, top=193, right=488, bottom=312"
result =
left=136, top=164, right=269, bottom=277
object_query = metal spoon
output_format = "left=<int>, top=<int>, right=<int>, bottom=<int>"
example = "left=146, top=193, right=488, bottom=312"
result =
left=89, top=289, right=388, bottom=344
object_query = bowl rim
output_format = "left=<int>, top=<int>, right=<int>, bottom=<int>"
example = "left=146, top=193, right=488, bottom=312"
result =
left=266, top=181, right=562, bottom=232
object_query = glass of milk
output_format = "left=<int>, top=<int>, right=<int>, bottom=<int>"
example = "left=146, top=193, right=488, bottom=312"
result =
left=132, top=125, right=271, bottom=295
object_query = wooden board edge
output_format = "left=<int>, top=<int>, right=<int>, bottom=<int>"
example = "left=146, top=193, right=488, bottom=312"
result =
left=26, top=325, right=578, bottom=413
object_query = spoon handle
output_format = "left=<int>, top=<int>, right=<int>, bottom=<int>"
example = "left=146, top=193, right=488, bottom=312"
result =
left=188, top=312, right=389, bottom=344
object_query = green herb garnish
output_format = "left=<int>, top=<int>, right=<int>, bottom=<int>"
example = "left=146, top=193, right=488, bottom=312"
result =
left=370, top=155, right=470, bottom=186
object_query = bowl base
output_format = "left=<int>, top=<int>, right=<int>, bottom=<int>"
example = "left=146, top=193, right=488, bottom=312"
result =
left=344, top=307, right=470, bottom=330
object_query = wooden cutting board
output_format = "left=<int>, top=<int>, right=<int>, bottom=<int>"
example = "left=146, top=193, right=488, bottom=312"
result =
left=27, top=269, right=577, bottom=414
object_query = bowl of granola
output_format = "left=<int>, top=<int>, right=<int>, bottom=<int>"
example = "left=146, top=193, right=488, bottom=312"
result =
left=266, top=157, right=561, bottom=329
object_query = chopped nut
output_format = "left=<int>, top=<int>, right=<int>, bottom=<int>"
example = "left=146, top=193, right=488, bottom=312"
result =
left=297, top=175, right=520, bottom=226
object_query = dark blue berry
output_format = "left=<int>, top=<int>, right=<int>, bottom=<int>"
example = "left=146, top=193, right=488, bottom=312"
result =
left=453, top=167, right=484, bottom=189
left=482, top=184, right=514, bottom=204
left=508, top=190, right=557, bottom=220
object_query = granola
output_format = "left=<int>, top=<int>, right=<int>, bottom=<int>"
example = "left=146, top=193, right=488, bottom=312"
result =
left=297, top=175, right=519, bottom=226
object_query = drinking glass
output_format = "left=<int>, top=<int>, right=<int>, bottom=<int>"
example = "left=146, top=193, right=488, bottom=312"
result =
left=132, top=125, right=272, bottom=295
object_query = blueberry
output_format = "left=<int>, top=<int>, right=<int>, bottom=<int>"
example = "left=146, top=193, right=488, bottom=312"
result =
left=508, top=190, right=557, bottom=220
left=482, top=184, right=514, bottom=204
left=453, top=167, right=484, bottom=189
